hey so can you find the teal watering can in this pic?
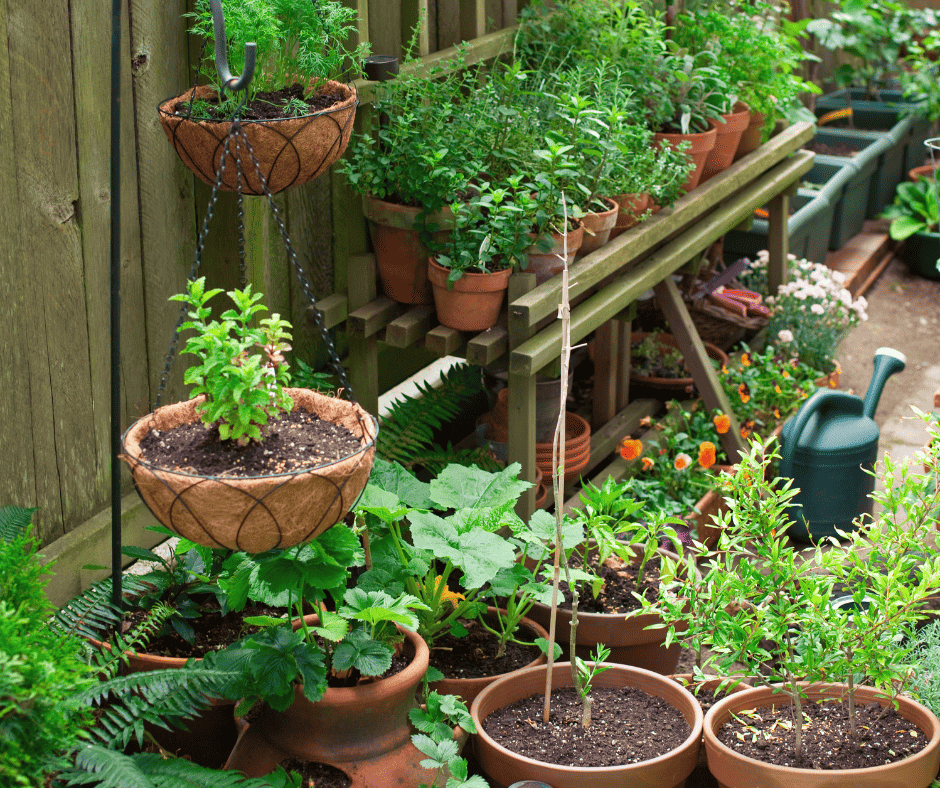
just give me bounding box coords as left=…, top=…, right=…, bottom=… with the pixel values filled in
left=780, top=348, right=906, bottom=542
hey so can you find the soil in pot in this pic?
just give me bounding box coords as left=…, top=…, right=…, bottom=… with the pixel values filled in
left=482, top=685, right=689, bottom=767
left=429, top=617, right=543, bottom=681
left=804, top=140, right=861, bottom=158
left=171, top=82, right=350, bottom=122
left=138, top=408, right=361, bottom=477
left=559, top=551, right=665, bottom=616
left=715, top=696, right=929, bottom=769
left=281, top=759, right=352, bottom=788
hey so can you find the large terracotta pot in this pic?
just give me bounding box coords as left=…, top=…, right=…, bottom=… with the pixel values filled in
left=526, top=549, right=691, bottom=675
left=733, top=110, right=767, bottom=162
left=225, top=624, right=434, bottom=788
left=703, top=683, right=940, bottom=788
left=701, top=102, right=751, bottom=183
left=653, top=122, right=719, bottom=194
left=576, top=198, right=619, bottom=257
left=157, top=80, right=358, bottom=195
left=524, top=222, right=585, bottom=285
left=428, top=258, right=512, bottom=332
left=120, top=388, right=378, bottom=553
left=608, top=192, right=651, bottom=240
left=630, top=332, right=731, bottom=401
left=364, top=196, right=454, bottom=304
left=430, top=607, right=550, bottom=708
left=470, top=662, right=703, bottom=788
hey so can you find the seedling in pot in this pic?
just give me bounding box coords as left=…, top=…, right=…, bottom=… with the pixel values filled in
left=573, top=645, right=612, bottom=728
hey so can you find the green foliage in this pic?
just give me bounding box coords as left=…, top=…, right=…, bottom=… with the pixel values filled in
left=908, top=618, right=940, bottom=721
left=186, top=0, right=369, bottom=108
left=0, top=504, right=36, bottom=543
left=289, top=358, right=336, bottom=392
left=170, top=277, right=294, bottom=445
left=411, top=691, right=486, bottom=788
left=881, top=177, right=940, bottom=240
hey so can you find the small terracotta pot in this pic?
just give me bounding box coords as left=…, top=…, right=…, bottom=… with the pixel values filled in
left=733, top=110, right=767, bottom=162
left=909, top=164, right=937, bottom=183
left=470, top=662, right=703, bottom=788
left=576, top=198, right=619, bottom=257
left=813, top=359, right=841, bottom=390
left=428, top=258, right=511, bottom=332
left=365, top=196, right=454, bottom=304
left=429, top=607, right=550, bottom=708
left=686, top=466, right=734, bottom=550
left=701, top=102, right=751, bottom=183
left=157, top=81, right=358, bottom=195
left=608, top=193, right=651, bottom=240
left=653, top=122, right=719, bottom=194
left=533, top=411, right=591, bottom=459
left=630, top=333, right=731, bottom=400
left=524, top=222, right=585, bottom=285
left=703, top=683, right=940, bottom=788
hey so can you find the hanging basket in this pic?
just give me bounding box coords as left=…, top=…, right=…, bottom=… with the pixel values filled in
left=157, top=80, right=358, bottom=195
left=120, top=388, right=378, bottom=553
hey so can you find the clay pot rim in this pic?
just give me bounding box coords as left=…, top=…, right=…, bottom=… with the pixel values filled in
left=630, top=332, right=730, bottom=386
left=122, top=388, right=379, bottom=481
left=533, top=411, right=591, bottom=450
left=428, top=257, right=513, bottom=291
left=703, top=682, right=940, bottom=777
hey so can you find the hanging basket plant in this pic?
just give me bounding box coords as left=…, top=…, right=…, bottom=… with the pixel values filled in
left=158, top=0, right=368, bottom=195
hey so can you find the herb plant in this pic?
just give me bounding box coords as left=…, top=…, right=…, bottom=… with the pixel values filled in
left=411, top=689, right=488, bottom=788
left=170, top=277, right=294, bottom=446
left=881, top=176, right=939, bottom=240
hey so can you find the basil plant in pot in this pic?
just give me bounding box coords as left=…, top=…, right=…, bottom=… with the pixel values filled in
left=158, top=0, right=368, bottom=194
left=120, top=278, right=377, bottom=554
left=646, top=428, right=940, bottom=787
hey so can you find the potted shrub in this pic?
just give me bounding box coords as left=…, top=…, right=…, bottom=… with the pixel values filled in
left=648, top=429, right=940, bottom=786
left=881, top=176, right=940, bottom=281
left=158, top=0, right=367, bottom=195
left=120, top=278, right=378, bottom=554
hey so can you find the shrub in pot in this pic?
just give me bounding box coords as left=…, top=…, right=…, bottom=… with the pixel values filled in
left=158, top=0, right=367, bottom=194
left=881, top=176, right=940, bottom=280
left=646, top=428, right=940, bottom=786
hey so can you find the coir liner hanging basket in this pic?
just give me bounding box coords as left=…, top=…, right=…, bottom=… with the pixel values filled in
left=121, top=388, right=378, bottom=553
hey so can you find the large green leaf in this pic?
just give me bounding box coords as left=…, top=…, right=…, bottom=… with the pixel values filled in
left=331, top=628, right=393, bottom=676
left=429, top=463, right=530, bottom=512
left=889, top=215, right=930, bottom=241
left=367, top=459, right=433, bottom=508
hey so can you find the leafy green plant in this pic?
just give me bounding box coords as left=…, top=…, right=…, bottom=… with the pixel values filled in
left=881, top=177, right=939, bottom=240
left=573, top=645, right=612, bottom=727
left=410, top=690, right=487, bottom=788
left=185, top=0, right=369, bottom=109
left=170, top=277, right=293, bottom=445
left=648, top=421, right=940, bottom=762
left=631, top=330, right=686, bottom=378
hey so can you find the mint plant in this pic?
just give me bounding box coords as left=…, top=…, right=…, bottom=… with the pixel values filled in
left=170, top=277, right=294, bottom=446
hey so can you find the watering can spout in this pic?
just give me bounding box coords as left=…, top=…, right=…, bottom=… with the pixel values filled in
left=862, top=348, right=906, bottom=419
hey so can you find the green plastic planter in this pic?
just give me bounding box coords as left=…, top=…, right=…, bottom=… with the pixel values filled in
left=724, top=190, right=834, bottom=264
left=898, top=230, right=940, bottom=280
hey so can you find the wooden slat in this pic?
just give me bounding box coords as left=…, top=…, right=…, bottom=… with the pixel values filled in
left=437, top=0, right=461, bottom=49
left=509, top=371, right=537, bottom=518
left=348, top=296, right=402, bottom=337
left=592, top=322, right=618, bottom=431
left=386, top=305, right=436, bottom=347
left=426, top=325, right=465, bottom=356
left=462, top=0, right=487, bottom=41
left=401, top=0, right=430, bottom=56
left=369, top=0, right=402, bottom=64
left=767, top=191, right=791, bottom=295
left=467, top=326, right=509, bottom=366
left=346, top=252, right=378, bottom=416
left=509, top=151, right=816, bottom=377
left=312, top=294, right=348, bottom=330
left=9, top=0, right=96, bottom=542
left=485, top=0, right=504, bottom=29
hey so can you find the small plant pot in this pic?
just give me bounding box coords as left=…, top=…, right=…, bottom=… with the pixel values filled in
left=428, top=258, right=512, bottom=332
left=701, top=102, right=751, bottom=182
left=734, top=110, right=767, bottom=162
left=576, top=198, right=619, bottom=257
left=630, top=333, right=731, bottom=401
left=120, top=388, right=378, bottom=553
left=470, top=662, right=703, bottom=788
left=814, top=359, right=841, bottom=389
left=524, top=222, right=584, bottom=285
left=898, top=231, right=940, bottom=281
left=909, top=164, right=936, bottom=183
left=157, top=81, right=358, bottom=195
left=608, top=193, right=651, bottom=240
left=653, top=122, right=719, bottom=194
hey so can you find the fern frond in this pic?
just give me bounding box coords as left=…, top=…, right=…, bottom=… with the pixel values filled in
left=410, top=445, right=504, bottom=476
left=52, top=575, right=152, bottom=641
left=0, top=505, right=37, bottom=543
left=63, top=744, right=154, bottom=787
left=377, top=362, right=483, bottom=466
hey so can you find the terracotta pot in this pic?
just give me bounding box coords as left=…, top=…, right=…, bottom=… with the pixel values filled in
left=364, top=196, right=454, bottom=304
left=430, top=607, right=550, bottom=708
left=703, top=683, right=940, bottom=788
left=225, top=623, right=434, bottom=788
left=157, top=81, right=358, bottom=195
left=909, top=164, right=937, bottom=183
left=653, top=122, right=719, bottom=194
left=524, top=222, right=585, bottom=285
left=470, top=662, right=703, bottom=788
left=484, top=374, right=575, bottom=444
left=120, top=388, right=378, bottom=553
left=813, top=359, right=841, bottom=390
left=686, top=465, right=734, bottom=550
left=533, top=411, right=591, bottom=459
left=733, top=110, right=767, bottom=162
left=428, top=258, right=511, bottom=332
left=701, top=102, right=751, bottom=183
left=576, top=198, right=619, bottom=257
left=608, top=192, right=651, bottom=240
left=526, top=549, right=692, bottom=675
left=630, top=333, right=731, bottom=400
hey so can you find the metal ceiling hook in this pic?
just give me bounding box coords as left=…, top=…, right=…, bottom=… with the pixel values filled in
left=209, top=0, right=256, bottom=92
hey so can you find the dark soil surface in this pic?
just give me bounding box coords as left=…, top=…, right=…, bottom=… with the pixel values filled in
left=716, top=697, right=929, bottom=770
left=138, top=408, right=361, bottom=477
left=173, top=82, right=350, bottom=121
left=558, top=553, right=664, bottom=614
left=804, top=140, right=862, bottom=158
left=482, top=686, right=690, bottom=767
left=429, top=617, right=541, bottom=680
left=281, top=759, right=351, bottom=787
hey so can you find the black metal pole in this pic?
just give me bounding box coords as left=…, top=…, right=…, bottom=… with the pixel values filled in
left=110, top=0, right=122, bottom=609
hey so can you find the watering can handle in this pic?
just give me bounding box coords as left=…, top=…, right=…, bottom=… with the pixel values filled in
left=779, top=389, right=863, bottom=479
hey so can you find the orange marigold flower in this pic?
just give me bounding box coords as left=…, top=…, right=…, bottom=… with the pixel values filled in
left=738, top=383, right=751, bottom=404
left=774, top=408, right=781, bottom=419
left=641, top=456, right=655, bottom=471
left=619, top=438, right=643, bottom=461
left=782, top=370, right=790, bottom=379
left=674, top=453, right=692, bottom=470
left=741, top=425, right=752, bottom=439
left=698, top=441, right=716, bottom=469
left=721, top=365, right=729, bottom=375
left=775, top=385, right=782, bottom=394
left=713, top=414, right=731, bottom=434
left=741, top=353, right=751, bottom=367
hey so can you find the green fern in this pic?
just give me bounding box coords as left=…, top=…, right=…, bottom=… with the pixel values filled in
left=409, top=444, right=503, bottom=476
left=0, top=505, right=36, bottom=543
left=377, top=363, right=484, bottom=467
left=52, top=575, right=153, bottom=641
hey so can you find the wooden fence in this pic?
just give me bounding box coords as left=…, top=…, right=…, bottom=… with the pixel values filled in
left=0, top=0, right=528, bottom=548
